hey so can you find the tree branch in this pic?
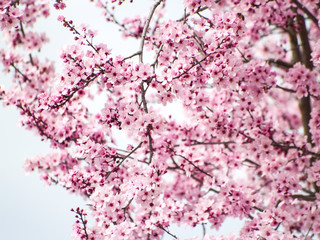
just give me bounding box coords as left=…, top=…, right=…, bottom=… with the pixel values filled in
left=176, top=154, right=213, bottom=178
left=297, top=14, right=313, bottom=144
left=267, top=59, right=293, bottom=70
left=290, top=194, right=316, bottom=202
left=292, top=0, right=319, bottom=29
left=157, top=224, right=177, bottom=239
left=106, top=142, right=142, bottom=179
left=139, top=0, right=162, bottom=64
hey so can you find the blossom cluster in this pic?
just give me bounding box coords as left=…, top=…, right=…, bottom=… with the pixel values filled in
left=1, top=0, right=320, bottom=239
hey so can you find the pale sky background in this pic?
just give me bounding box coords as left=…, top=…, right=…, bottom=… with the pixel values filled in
left=0, top=1, right=242, bottom=239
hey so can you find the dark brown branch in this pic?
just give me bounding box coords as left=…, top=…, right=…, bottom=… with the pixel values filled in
left=270, top=137, right=320, bottom=157
left=72, top=208, right=89, bottom=240
left=106, top=142, right=142, bottom=179
left=122, top=197, right=134, bottom=222
left=140, top=82, right=149, bottom=113
left=145, top=124, right=154, bottom=164
left=137, top=1, right=161, bottom=164
left=289, top=194, right=316, bottom=201
left=253, top=206, right=264, bottom=212
left=242, top=159, right=261, bottom=168
left=157, top=224, right=177, bottom=239
left=176, top=154, right=213, bottom=178
left=11, top=63, right=30, bottom=82
left=297, top=15, right=313, bottom=70
left=292, top=0, right=319, bottom=29
left=151, top=44, right=163, bottom=68
left=122, top=51, right=141, bottom=61
left=140, top=81, right=154, bottom=164
left=275, top=85, right=296, bottom=93
left=172, top=36, right=228, bottom=80
left=62, top=19, right=98, bottom=53
left=237, top=47, right=250, bottom=63
left=103, top=3, right=128, bottom=31
left=298, top=96, right=312, bottom=144
left=188, top=140, right=235, bottom=147
left=173, top=52, right=213, bottom=79
left=304, top=224, right=313, bottom=239
left=50, top=73, right=99, bottom=109
left=17, top=104, right=49, bottom=138
left=287, top=19, right=301, bottom=64
left=251, top=180, right=272, bottom=195
left=267, top=59, right=293, bottom=70
left=297, top=14, right=313, bottom=144
left=19, top=20, right=25, bottom=37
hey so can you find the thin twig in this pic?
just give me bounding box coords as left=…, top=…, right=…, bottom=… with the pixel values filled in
left=157, top=225, right=177, bottom=239
left=177, top=6, right=208, bottom=22
left=106, top=142, right=142, bottom=179
left=122, top=51, right=141, bottom=61
left=202, top=224, right=206, bottom=239
left=188, top=140, right=235, bottom=147
left=147, top=125, right=153, bottom=164
left=139, top=0, right=162, bottom=64
left=11, top=63, right=30, bottom=82
left=304, top=224, right=313, bottom=240
left=176, top=154, right=213, bottom=178
left=275, top=85, right=296, bottom=93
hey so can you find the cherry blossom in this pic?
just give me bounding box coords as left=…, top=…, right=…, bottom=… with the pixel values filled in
left=1, top=0, right=320, bottom=239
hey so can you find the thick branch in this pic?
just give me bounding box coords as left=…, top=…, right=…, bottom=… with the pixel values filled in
left=267, top=59, right=293, bottom=70
left=292, top=0, right=319, bottom=29
left=290, top=194, right=316, bottom=202
left=297, top=15, right=313, bottom=70
left=288, top=20, right=301, bottom=64
left=297, top=14, right=313, bottom=144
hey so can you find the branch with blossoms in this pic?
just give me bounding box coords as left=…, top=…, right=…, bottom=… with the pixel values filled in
left=122, top=197, right=134, bottom=222
left=59, top=17, right=98, bottom=53
left=49, top=73, right=100, bottom=109
left=138, top=0, right=162, bottom=64
left=270, top=137, right=320, bottom=158
left=188, top=139, right=236, bottom=147
left=105, top=142, right=142, bottom=179
left=171, top=36, right=231, bottom=81
left=3, top=0, right=320, bottom=239
left=177, top=6, right=208, bottom=22
left=71, top=208, right=89, bottom=240
left=292, top=0, right=319, bottom=29
left=10, top=63, right=30, bottom=83
left=17, top=104, right=50, bottom=139
left=175, top=154, right=213, bottom=178
left=157, top=224, right=177, bottom=239
left=136, top=1, right=163, bottom=164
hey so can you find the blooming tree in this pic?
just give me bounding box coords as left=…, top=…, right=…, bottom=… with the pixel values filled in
left=1, top=0, right=320, bottom=239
